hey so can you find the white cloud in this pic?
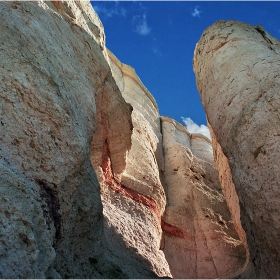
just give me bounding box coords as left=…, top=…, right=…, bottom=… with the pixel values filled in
left=93, top=3, right=126, bottom=19
left=192, top=6, right=202, bottom=18
left=133, top=14, right=151, bottom=35
left=181, top=117, right=211, bottom=139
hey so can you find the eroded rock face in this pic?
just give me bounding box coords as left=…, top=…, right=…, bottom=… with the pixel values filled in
left=208, top=122, right=253, bottom=277
left=0, top=1, right=132, bottom=278
left=194, top=20, right=280, bottom=278
left=90, top=50, right=171, bottom=278
left=161, top=117, right=246, bottom=278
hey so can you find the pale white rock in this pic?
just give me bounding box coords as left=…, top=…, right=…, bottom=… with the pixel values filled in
left=161, top=117, right=246, bottom=279
left=108, top=49, right=161, bottom=140
left=191, top=134, right=213, bottom=162
left=194, top=20, right=280, bottom=278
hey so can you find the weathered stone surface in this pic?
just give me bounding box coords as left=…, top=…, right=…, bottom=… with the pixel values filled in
left=208, top=123, right=254, bottom=278
left=194, top=20, right=280, bottom=278
left=91, top=50, right=171, bottom=278
left=161, top=117, right=246, bottom=278
left=0, top=1, right=132, bottom=278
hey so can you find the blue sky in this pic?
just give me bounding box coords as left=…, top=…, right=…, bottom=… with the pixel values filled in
left=91, top=1, right=280, bottom=138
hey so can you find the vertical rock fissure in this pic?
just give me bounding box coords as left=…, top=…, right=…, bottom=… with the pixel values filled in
left=35, top=179, right=61, bottom=246
left=191, top=187, right=199, bottom=279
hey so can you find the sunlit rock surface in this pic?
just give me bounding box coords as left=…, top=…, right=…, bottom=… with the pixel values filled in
left=161, top=117, right=246, bottom=278
left=194, top=20, right=280, bottom=278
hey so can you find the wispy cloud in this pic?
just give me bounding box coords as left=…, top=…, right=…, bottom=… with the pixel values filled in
left=192, top=6, right=202, bottom=18
left=152, top=46, right=162, bottom=56
left=93, top=2, right=126, bottom=19
left=133, top=14, right=151, bottom=35
left=152, top=38, right=162, bottom=56
left=181, top=117, right=211, bottom=139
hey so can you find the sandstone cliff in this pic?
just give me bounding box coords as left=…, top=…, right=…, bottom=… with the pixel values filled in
left=161, top=117, right=246, bottom=278
left=91, top=49, right=171, bottom=278
left=1, top=2, right=247, bottom=278
left=194, top=20, right=280, bottom=278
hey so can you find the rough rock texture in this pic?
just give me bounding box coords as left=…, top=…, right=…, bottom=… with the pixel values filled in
left=194, top=20, right=280, bottom=278
left=91, top=50, right=171, bottom=278
left=161, top=117, right=246, bottom=278
left=208, top=122, right=253, bottom=278
left=0, top=2, right=250, bottom=278
left=0, top=1, right=132, bottom=278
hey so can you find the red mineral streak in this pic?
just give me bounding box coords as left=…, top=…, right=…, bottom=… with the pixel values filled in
left=101, top=134, right=226, bottom=242
left=161, top=220, right=225, bottom=241
left=101, top=138, right=161, bottom=220
left=213, top=41, right=228, bottom=51
left=51, top=1, right=64, bottom=10
left=161, top=220, right=198, bottom=241
left=213, top=38, right=243, bottom=52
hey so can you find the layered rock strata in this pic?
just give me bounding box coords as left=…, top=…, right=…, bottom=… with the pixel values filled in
left=91, top=50, right=171, bottom=278
left=161, top=117, right=246, bottom=278
left=194, top=20, right=280, bottom=278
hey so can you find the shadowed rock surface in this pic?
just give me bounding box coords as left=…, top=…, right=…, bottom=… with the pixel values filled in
left=91, top=50, right=172, bottom=278
left=194, top=20, right=280, bottom=278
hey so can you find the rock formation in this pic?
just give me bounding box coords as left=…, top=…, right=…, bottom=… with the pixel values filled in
left=91, top=50, right=171, bottom=278
left=194, top=20, right=280, bottom=278
left=161, top=117, right=246, bottom=278
left=102, top=50, right=246, bottom=278
left=1, top=2, right=248, bottom=278
left=0, top=1, right=131, bottom=278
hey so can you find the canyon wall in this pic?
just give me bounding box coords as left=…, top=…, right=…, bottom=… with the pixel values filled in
left=91, top=50, right=171, bottom=278
left=1, top=2, right=249, bottom=278
left=104, top=50, right=246, bottom=278
left=194, top=20, right=280, bottom=278
left=161, top=117, right=246, bottom=278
